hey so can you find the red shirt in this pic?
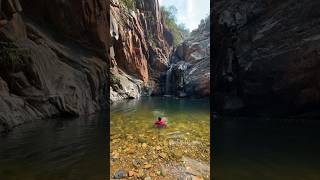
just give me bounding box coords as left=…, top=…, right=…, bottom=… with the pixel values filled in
left=154, top=119, right=166, bottom=127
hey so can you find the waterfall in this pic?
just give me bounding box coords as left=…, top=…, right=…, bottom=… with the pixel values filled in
left=165, top=65, right=173, bottom=95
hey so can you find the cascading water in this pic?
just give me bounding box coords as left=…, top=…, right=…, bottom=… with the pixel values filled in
left=165, top=65, right=173, bottom=95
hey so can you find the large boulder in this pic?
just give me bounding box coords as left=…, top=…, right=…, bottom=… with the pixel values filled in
left=110, top=70, right=142, bottom=103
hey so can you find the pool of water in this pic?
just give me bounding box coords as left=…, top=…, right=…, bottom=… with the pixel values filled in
left=110, top=97, right=210, bottom=179
left=0, top=113, right=107, bottom=180
left=215, top=117, right=320, bottom=180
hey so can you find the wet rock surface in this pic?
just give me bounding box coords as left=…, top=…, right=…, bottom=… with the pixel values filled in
left=110, top=69, right=143, bottom=103
left=20, top=0, right=110, bottom=50
left=0, top=0, right=108, bottom=132
left=114, top=169, right=127, bottom=179
left=167, top=17, right=210, bottom=97
left=110, top=0, right=173, bottom=101
left=213, top=0, right=320, bottom=116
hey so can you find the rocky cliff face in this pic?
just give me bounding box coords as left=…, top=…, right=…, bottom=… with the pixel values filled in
left=167, top=17, right=210, bottom=97
left=213, top=0, right=320, bottom=116
left=0, top=0, right=109, bottom=132
left=109, top=0, right=172, bottom=101
left=20, top=0, right=110, bottom=52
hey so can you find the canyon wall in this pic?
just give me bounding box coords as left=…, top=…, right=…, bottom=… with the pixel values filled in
left=168, top=17, right=210, bottom=97
left=213, top=0, right=320, bottom=117
left=110, top=0, right=172, bottom=101
left=0, top=0, right=109, bottom=132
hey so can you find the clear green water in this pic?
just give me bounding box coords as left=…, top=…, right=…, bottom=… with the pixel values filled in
left=0, top=113, right=106, bottom=180
left=110, top=97, right=210, bottom=179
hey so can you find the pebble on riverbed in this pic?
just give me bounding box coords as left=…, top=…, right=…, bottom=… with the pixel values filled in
left=138, top=137, right=146, bottom=143
left=137, top=169, right=145, bottom=178
left=133, top=159, right=142, bottom=168
left=114, top=169, right=126, bottom=179
left=143, top=162, right=152, bottom=169
left=111, top=129, right=210, bottom=179
left=144, top=176, right=152, bottom=180
left=128, top=170, right=134, bottom=177
left=160, top=166, right=167, bottom=176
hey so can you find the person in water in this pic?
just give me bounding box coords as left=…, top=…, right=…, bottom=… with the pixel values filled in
left=154, top=117, right=166, bottom=128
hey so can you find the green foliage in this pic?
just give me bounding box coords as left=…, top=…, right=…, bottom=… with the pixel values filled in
left=160, top=6, right=190, bottom=46
left=119, top=0, right=135, bottom=10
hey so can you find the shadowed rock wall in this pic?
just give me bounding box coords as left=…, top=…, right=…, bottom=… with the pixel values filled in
left=213, top=0, right=320, bottom=117
left=0, top=0, right=109, bottom=132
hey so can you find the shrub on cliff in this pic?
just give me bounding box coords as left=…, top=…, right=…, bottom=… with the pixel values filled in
left=160, top=6, right=190, bottom=46
left=119, top=0, right=135, bottom=10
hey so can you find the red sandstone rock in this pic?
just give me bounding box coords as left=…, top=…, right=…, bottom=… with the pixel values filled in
left=110, top=0, right=172, bottom=94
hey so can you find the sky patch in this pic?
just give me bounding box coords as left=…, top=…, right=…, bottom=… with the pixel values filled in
left=159, top=0, right=210, bottom=30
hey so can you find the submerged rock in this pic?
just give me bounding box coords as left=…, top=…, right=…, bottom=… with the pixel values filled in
left=159, top=152, right=167, bottom=159
left=128, top=170, right=134, bottom=177
left=144, top=176, right=152, bottom=180
left=137, top=169, right=145, bottom=178
left=143, top=163, right=152, bottom=169
left=177, top=175, right=193, bottom=180
left=138, top=137, right=147, bottom=143
left=114, top=170, right=126, bottom=179
left=133, top=159, right=142, bottom=168
left=160, top=166, right=167, bottom=176
left=182, top=156, right=210, bottom=179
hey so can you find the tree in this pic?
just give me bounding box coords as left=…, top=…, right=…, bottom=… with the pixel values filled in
left=177, top=23, right=190, bottom=39
left=160, top=5, right=188, bottom=46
